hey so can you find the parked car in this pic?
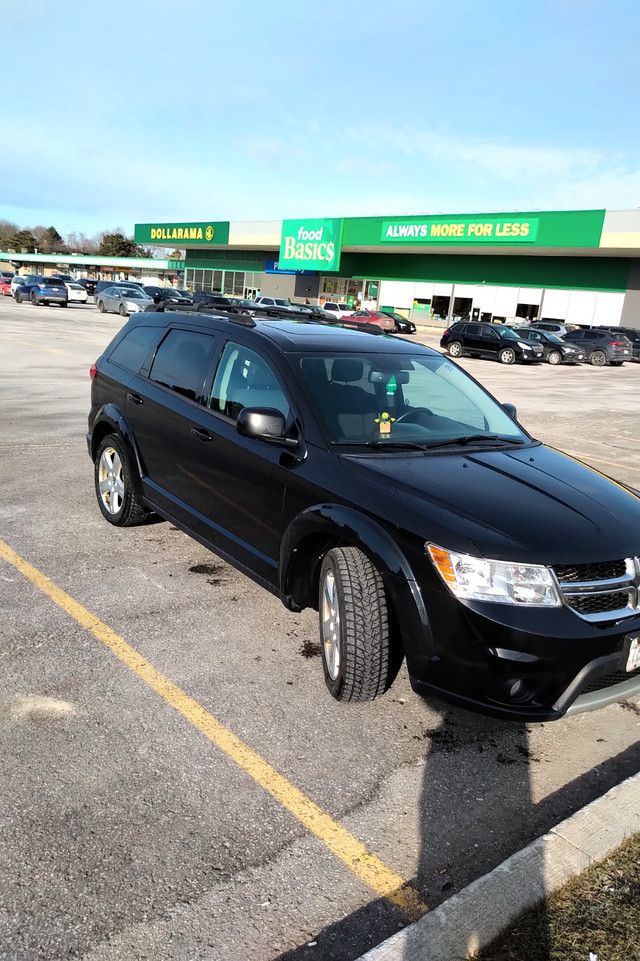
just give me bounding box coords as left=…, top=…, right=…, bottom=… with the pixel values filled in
left=12, top=274, right=38, bottom=298
left=87, top=311, right=640, bottom=721
left=322, top=301, right=353, bottom=319
left=0, top=277, right=12, bottom=296
left=512, top=326, right=585, bottom=365
left=440, top=322, right=544, bottom=364
left=617, top=327, right=640, bottom=361
left=96, top=286, right=154, bottom=316
left=15, top=275, right=68, bottom=307
left=94, top=280, right=145, bottom=301
left=343, top=309, right=396, bottom=331
left=254, top=296, right=297, bottom=312
left=0, top=269, right=14, bottom=284
left=65, top=282, right=88, bottom=304
left=380, top=310, right=417, bottom=334
left=143, top=286, right=194, bottom=306
left=75, top=278, right=98, bottom=296
left=529, top=321, right=574, bottom=337
left=193, top=292, right=242, bottom=310
left=562, top=327, right=633, bottom=366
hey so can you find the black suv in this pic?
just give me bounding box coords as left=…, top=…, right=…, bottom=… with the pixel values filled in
left=87, top=312, right=640, bottom=721
left=440, top=322, right=544, bottom=364
left=618, top=327, right=640, bottom=361
left=143, top=285, right=194, bottom=306
left=562, top=327, right=633, bottom=366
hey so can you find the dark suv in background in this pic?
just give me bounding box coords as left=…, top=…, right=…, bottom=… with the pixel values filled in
left=440, top=321, right=544, bottom=364
left=87, top=310, right=640, bottom=721
left=562, top=327, right=633, bottom=366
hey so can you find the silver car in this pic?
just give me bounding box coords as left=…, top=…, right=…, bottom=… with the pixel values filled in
left=96, top=286, right=154, bottom=317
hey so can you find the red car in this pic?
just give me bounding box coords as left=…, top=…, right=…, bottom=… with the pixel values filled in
left=343, top=309, right=396, bottom=331
left=0, top=277, right=12, bottom=296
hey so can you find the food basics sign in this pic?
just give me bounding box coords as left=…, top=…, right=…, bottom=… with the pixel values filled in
left=279, top=219, right=343, bottom=271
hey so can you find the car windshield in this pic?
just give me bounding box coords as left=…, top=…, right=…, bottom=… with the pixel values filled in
left=275, top=299, right=291, bottom=307
left=123, top=289, right=147, bottom=299
left=498, top=327, right=522, bottom=341
left=295, top=351, right=531, bottom=448
left=545, top=332, right=565, bottom=344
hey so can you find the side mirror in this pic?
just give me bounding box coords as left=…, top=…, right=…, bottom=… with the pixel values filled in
left=236, top=407, right=298, bottom=448
left=502, top=402, right=517, bottom=420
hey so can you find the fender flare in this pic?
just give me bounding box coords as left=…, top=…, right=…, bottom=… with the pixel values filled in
left=90, top=404, right=145, bottom=484
left=280, top=503, right=434, bottom=662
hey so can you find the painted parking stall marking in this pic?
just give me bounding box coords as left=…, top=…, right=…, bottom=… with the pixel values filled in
left=0, top=537, right=428, bottom=922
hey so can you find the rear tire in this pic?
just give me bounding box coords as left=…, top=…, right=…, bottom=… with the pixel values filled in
left=319, top=546, right=399, bottom=701
left=94, top=433, right=149, bottom=527
left=590, top=350, right=606, bottom=367
left=98, top=300, right=105, bottom=313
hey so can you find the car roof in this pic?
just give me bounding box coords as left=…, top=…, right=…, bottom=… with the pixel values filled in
left=128, top=311, right=437, bottom=355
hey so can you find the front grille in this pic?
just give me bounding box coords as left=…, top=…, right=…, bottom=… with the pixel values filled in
left=569, top=591, right=632, bottom=615
left=553, top=556, right=639, bottom=623
left=580, top=667, right=640, bottom=695
left=554, top=560, right=627, bottom=582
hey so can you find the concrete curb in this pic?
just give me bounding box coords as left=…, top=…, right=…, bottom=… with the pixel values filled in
left=357, top=771, right=640, bottom=961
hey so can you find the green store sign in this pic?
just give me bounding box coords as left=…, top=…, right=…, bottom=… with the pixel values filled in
left=279, top=218, right=343, bottom=271
left=134, top=221, right=230, bottom=245
left=381, top=216, right=538, bottom=244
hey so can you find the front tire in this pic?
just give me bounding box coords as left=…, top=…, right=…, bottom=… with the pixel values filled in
left=499, top=347, right=516, bottom=365
left=547, top=350, right=562, bottom=365
left=447, top=341, right=463, bottom=358
left=94, top=434, right=149, bottom=526
left=118, top=304, right=127, bottom=317
left=319, top=546, right=397, bottom=701
left=590, top=350, right=606, bottom=367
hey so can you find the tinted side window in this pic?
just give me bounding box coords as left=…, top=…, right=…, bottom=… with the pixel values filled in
left=108, top=326, right=159, bottom=373
left=149, top=329, right=218, bottom=402
left=208, top=342, right=289, bottom=420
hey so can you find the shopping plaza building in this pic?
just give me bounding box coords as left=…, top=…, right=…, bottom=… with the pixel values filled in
left=4, top=208, right=640, bottom=328
left=134, top=208, right=640, bottom=328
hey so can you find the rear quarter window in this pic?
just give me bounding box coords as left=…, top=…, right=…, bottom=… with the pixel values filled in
left=108, top=326, right=159, bottom=373
left=149, top=328, right=218, bottom=401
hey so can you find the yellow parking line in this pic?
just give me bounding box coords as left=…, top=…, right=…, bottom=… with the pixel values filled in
left=0, top=538, right=427, bottom=922
left=0, top=336, right=64, bottom=356
left=564, top=451, right=640, bottom=473
left=611, top=434, right=640, bottom=445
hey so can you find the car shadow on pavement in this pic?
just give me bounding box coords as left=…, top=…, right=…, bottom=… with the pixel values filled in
left=275, top=699, right=640, bottom=961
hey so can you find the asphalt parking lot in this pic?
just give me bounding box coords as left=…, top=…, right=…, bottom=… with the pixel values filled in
left=1, top=297, right=639, bottom=961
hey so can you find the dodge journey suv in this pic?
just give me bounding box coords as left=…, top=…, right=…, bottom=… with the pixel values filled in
left=87, top=311, right=640, bottom=721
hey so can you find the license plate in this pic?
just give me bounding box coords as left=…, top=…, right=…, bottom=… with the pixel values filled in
left=627, top=637, right=640, bottom=672
left=577, top=354, right=584, bottom=360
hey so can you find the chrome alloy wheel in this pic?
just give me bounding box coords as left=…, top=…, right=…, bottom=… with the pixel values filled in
left=321, top=568, right=341, bottom=681
left=98, top=445, right=125, bottom=514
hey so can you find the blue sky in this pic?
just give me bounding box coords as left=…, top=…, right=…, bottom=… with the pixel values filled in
left=2, top=0, right=640, bottom=241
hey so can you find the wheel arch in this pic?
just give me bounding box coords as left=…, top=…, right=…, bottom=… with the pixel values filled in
left=90, top=405, right=145, bottom=485
left=280, top=504, right=434, bottom=661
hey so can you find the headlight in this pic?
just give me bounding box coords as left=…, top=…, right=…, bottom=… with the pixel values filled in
left=427, top=544, right=562, bottom=607
left=518, top=342, right=532, bottom=350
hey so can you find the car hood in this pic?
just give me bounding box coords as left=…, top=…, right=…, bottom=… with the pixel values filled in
left=339, top=443, right=640, bottom=563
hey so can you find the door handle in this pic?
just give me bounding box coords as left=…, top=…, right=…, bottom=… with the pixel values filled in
left=127, top=392, right=143, bottom=405
left=191, top=427, right=212, bottom=442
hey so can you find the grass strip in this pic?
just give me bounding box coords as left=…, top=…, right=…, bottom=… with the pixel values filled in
left=468, top=831, right=640, bottom=961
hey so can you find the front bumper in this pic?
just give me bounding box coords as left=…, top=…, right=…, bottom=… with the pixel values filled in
left=407, top=587, right=640, bottom=721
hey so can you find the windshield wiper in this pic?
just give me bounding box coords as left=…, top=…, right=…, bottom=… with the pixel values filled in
left=331, top=440, right=431, bottom=450
left=421, top=434, right=527, bottom=450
